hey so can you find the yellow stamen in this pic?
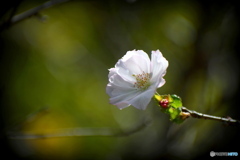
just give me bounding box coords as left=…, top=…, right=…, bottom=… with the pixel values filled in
left=132, top=72, right=150, bottom=89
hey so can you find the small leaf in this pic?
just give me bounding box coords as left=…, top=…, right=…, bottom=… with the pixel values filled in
left=168, top=107, right=181, bottom=121
left=154, top=94, right=162, bottom=102
left=169, top=94, right=182, bottom=109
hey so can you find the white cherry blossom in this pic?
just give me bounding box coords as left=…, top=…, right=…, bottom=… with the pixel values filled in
left=106, top=50, right=168, bottom=110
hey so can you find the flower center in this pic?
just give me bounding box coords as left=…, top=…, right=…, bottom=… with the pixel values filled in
left=132, top=72, right=151, bottom=89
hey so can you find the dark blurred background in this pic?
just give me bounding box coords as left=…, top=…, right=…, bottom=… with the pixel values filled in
left=1, top=0, right=240, bottom=159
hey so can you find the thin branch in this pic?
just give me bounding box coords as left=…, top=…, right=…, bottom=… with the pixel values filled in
left=181, top=107, right=240, bottom=126
left=7, top=120, right=151, bottom=140
left=5, top=1, right=23, bottom=24
left=0, top=0, right=71, bottom=30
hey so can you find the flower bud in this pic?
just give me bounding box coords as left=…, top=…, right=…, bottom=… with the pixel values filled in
left=159, top=99, right=169, bottom=108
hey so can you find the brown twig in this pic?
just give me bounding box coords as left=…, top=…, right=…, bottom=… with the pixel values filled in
left=181, top=107, right=240, bottom=126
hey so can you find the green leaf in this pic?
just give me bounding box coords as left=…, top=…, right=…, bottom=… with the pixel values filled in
left=168, top=107, right=181, bottom=121
left=169, top=94, right=182, bottom=109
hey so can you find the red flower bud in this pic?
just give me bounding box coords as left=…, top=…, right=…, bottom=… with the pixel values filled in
left=159, top=99, right=169, bottom=108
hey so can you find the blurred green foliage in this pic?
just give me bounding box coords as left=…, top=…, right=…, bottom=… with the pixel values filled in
left=1, top=0, right=240, bottom=159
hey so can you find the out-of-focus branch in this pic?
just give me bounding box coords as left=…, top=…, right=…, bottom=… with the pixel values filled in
left=0, top=0, right=71, bottom=31
left=7, top=120, right=151, bottom=139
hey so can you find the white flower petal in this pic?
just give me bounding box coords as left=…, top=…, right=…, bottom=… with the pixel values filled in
left=115, top=60, right=136, bottom=82
left=108, top=74, right=133, bottom=89
left=135, top=50, right=151, bottom=60
left=115, top=103, right=130, bottom=110
left=107, top=82, right=134, bottom=98
left=115, top=50, right=150, bottom=81
left=157, top=78, right=166, bottom=88
left=120, top=55, right=150, bottom=74
left=121, top=50, right=137, bottom=62
left=129, top=88, right=156, bottom=110
left=109, top=89, right=140, bottom=106
left=108, top=68, right=116, bottom=78
left=122, top=50, right=149, bottom=62
left=150, top=50, right=168, bottom=84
